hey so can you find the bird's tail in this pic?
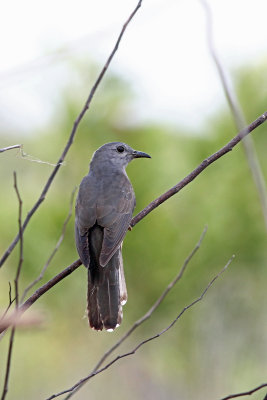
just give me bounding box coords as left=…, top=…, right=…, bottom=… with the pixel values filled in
left=87, top=225, right=127, bottom=331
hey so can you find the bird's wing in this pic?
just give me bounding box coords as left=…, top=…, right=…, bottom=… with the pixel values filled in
left=75, top=175, right=98, bottom=267
left=98, top=179, right=135, bottom=267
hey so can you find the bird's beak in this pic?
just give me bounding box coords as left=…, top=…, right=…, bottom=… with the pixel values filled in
left=132, top=150, right=151, bottom=159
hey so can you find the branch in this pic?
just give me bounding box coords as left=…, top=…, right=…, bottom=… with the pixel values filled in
left=200, top=0, right=267, bottom=232
left=220, top=383, right=267, bottom=400
left=21, top=259, right=82, bottom=313
left=20, top=187, right=76, bottom=303
left=64, top=226, right=207, bottom=399
left=13, top=172, right=24, bottom=305
left=0, top=283, right=14, bottom=343
left=0, top=328, right=15, bottom=400
left=131, top=111, right=267, bottom=227
left=0, top=144, right=22, bottom=153
left=0, top=0, right=143, bottom=268
left=1, top=173, right=24, bottom=400
left=46, top=255, right=234, bottom=400
left=0, top=283, right=15, bottom=321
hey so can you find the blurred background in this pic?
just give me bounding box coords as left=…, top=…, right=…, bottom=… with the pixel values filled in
left=0, top=1, right=267, bottom=399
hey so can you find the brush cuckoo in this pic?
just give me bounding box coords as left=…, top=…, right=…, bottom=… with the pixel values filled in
left=75, top=142, right=151, bottom=331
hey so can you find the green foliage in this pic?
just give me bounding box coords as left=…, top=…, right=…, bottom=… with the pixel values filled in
left=0, top=61, right=267, bottom=400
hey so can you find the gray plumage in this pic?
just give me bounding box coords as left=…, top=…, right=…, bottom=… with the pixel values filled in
left=75, top=142, right=150, bottom=331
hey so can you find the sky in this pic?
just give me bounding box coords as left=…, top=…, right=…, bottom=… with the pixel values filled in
left=1, top=0, right=267, bottom=135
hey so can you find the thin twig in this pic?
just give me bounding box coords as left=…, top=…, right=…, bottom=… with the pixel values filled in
left=46, top=255, right=234, bottom=400
left=19, top=147, right=66, bottom=167
left=0, top=284, right=15, bottom=343
left=0, top=328, right=16, bottom=400
left=1, top=173, right=23, bottom=400
left=0, top=0, right=143, bottom=268
left=220, top=383, right=267, bottom=400
left=0, top=143, right=65, bottom=166
left=20, top=188, right=76, bottom=303
left=0, top=283, right=15, bottom=321
left=64, top=226, right=207, bottom=399
left=13, top=172, right=24, bottom=305
left=200, top=0, right=267, bottom=232
left=0, top=144, right=22, bottom=153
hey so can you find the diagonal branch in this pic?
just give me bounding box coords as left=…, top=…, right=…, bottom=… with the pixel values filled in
left=200, top=0, right=267, bottom=232
left=46, top=255, right=234, bottom=400
left=64, top=226, right=207, bottom=399
left=220, top=383, right=267, bottom=400
left=0, top=259, right=82, bottom=336
left=0, top=0, right=143, bottom=268
left=21, top=259, right=82, bottom=313
left=131, top=111, right=267, bottom=227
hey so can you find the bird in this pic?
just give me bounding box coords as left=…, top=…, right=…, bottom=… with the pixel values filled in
left=75, top=142, right=151, bottom=331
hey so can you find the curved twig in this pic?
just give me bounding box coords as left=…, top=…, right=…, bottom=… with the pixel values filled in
left=220, top=383, right=267, bottom=400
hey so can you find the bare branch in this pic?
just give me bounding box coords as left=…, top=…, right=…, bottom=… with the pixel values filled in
left=20, top=187, right=76, bottom=303
left=21, top=260, right=82, bottom=312
left=0, top=144, right=22, bottom=153
left=8, top=282, right=12, bottom=307
left=131, top=112, right=267, bottom=227
left=64, top=226, right=207, bottom=399
left=46, top=255, right=234, bottom=400
left=1, top=172, right=24, bottom=400
left=0, top=283, right=15, bottom=322
left=0, top=328, right=15, bottom=400
left=200, top=0, right=267, bottom=232
left=0, top=0, right=143, bottom=268
left=0, top=285, right=15, bottom=343
left=220, top=383, right=267, bottom=400
left=13, top=172, right=24, bottom=306
left=0, top=143, right=65, bottom=166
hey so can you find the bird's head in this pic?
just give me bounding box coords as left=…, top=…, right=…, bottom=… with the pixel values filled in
left=90, top=142, right=151, bottom=171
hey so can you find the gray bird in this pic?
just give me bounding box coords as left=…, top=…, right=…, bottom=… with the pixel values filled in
left=75, top=142, right=151, bottom=331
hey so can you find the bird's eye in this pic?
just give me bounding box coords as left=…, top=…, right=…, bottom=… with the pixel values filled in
left=116, top=146, right=125, bottom=153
